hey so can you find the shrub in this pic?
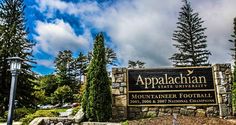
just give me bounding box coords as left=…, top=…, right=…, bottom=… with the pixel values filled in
left=51, top=85, right=73, bottom=104
left=3, top=107, right=36, bottom=121
left=72, top=106, right=81, bottom=116
left=0, top=117, right=6, bottom=122
left=14, top=108, right=36, bottom=121
left=20, top=110, right=59, bottom=125
left=82, top=33, right=112, bottom=122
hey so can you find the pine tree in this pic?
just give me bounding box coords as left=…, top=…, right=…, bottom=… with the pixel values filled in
left=54, top=50, right=78, bottom=92
left=82, top=33, right=112, bottom=121
left=87, top=47, right=117, bottom=66
left=229, top=17, right=236, bottom=111
left=230, top=18, right=236, bottom=67
left=105, top=47, right=117, bottom=66
left=128, top=60, right=145, bottom=69
left=0, top=0, right=36, bottom=115
left=170, top=0, right=211, bottom=66
left=74, top=52, right=88, bottom=84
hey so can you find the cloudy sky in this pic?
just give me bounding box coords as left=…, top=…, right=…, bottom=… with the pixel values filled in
left=23, top=0, right=236, bottom=75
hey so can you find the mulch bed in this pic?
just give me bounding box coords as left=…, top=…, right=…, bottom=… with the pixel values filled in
left=127, top=116, right=236, bottom=125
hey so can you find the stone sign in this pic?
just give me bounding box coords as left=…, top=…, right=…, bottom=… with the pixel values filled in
left=128, top=67, right=217, bottom=106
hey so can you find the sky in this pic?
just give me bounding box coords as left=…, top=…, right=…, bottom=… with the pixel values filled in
left=22, top=0, right=236, bottom=75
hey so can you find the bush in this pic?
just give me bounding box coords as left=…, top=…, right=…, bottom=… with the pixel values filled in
left=0, top=117, right=6, bottom=122
left=72, top=106, right=81, bottom=116
left=14, top=108, right=36, bottom=121
left=3, top=107, right=36, bottom=121
left=51, top=85, right=73, bottom=104
left=20, top=110, right=59, bottom=125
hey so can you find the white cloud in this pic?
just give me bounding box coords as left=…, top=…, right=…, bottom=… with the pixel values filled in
left=193, top=0, right=236, bottom=64
left=34, top=19, right=90, bottom=56
left=85, top=0, right=181, bottom=67
left=34, top=0, right=236, bottom=69
left=36, top=0, right=100, bottom=17
left=36, top=59, right=54, bottom=68
left=86, top=0, right=236, bottom=67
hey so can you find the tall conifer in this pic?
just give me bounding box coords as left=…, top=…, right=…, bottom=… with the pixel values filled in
left=0, top=0, right=36, bottom=115
left=170, top=0, right=211, bottom=66
left=82, top=33, right=112, bottom=121
left=230, top=18, right=236, bottom=110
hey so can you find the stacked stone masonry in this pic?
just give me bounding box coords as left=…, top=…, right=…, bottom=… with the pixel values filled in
left=111, top=65, right=232, bottom=121
left=112, top=68, right=128, bottom=121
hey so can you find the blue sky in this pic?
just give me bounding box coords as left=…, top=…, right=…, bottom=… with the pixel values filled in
left=23, top=0, right=236, bottom=75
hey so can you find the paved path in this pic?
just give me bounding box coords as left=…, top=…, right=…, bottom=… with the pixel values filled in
left=0, top=122, right=22, bottom=125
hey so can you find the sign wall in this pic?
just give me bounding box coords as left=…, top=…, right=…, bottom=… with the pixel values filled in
left=128, top=67, right=217, bottom=106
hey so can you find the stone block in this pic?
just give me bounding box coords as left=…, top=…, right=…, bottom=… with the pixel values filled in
left=123, top=73, right=127, bottom=82
left=196, top=109, right=206, bottom=117
left=112, top=83, right=120, bottom=88
left=128, top=113, right=136, bottom=119
left=158, top=112, right=165, bottom=117
left=142, top=107, right=148, bottom=112
left=120, top=82, right=126, bottom=87
left=188, top=110, right=195, bottom=116
left=112, top=89, right=120, bottom=95
left=114, top=95, right=126, bottom=106
left=149, top=107, right=158, bottom=111
left=159, top=108, right=165, bottom=112
left=122, top=68, right=127, bottom=72
left=173, top=109, right=180, bottom=113
left=165, top=108, right=172, bottom=114
left=118, top=110, right=125, bottom=114
left=116, top=78, right=123, bottom=83
left=119, top=87, right=124, bottom=93
left=187, top=106, right=196, bottom=110
left=180, top=108, right=195, bottom=116
left=147, top=111, right=157, bottom=117
left=129, top=107, right=141, bottom=112
left=124, top=87, right=127, bottom=94
left=206, top=106, right=214, bottom=114
left=117, top=107, right=125, bottom=111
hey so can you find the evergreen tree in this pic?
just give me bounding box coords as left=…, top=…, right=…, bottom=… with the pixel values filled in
left=170, top=0, right=211, bottom=66
left=105, top=47, right=117, bottom=66
left=230, top=18, right=236, bottom=67
left=87, top=47, right=117, bottom=66
left=82, top=33, right=112, bottom=121
left=54, top=50, right=78, bottom=92
left=128, top=60, right=145, bottom=69
left=229, top=17, right=236, bottom=111
left=0, top=0, right=36, bottom=116
left=74, top=52, right=88, bottom=84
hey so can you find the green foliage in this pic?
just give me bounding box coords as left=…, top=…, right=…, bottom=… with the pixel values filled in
left=74, top=52, right=88, bottom=84
left=230, top=18, right=236, bottom=112
left=122, top=120, right=129, bottom=125
left=11, top=108, right=36, bottom=121
left=3, top=108, right=35, bottom=122
left=229, top=18, right=236, bottom=61
left=37, top=75, right=60, bottom=96
left=0, top=117, right=6, bottom=122
left=170, top=0, right=211, bottom=66
left=82, top=32, right=112, bottom=122
left=88, top=47, right=118, bottom=66
left=105, top=47, right=118, bottom=66
left=72, top=106, right=81, bottom=116
left=33, top=90, right=50, bottom=105
left=51, top=85, right=73, bottom=104
left=128, top=60, right=145, bottom=69
left=0, top=0, right=36, bottom=116
left=20, top=110, right=59, bottom=125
